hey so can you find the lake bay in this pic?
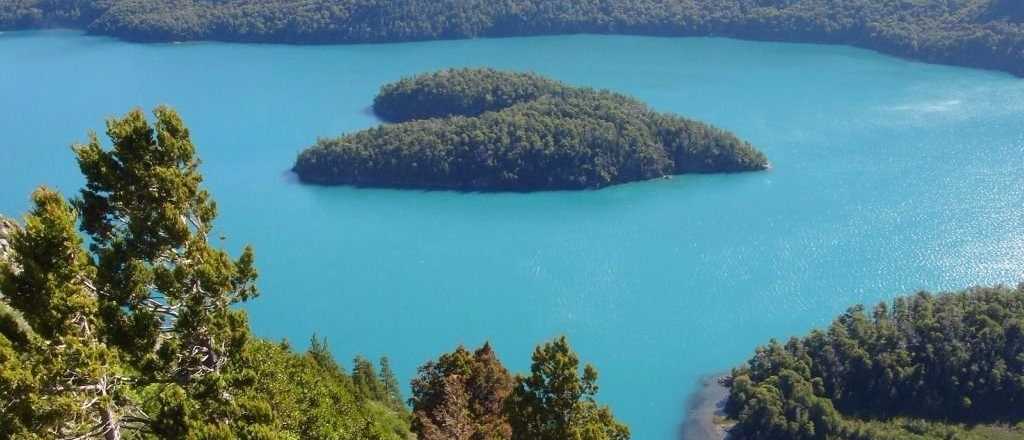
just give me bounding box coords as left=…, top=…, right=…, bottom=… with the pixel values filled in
left=2, top=30, right=1023, bottom=439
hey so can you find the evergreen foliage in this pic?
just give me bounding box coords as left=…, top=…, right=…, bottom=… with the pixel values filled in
left=410, top=338, right=629, bottom=440
left=3, top=1, right=1024, bottom=77
left=373, top=69, right=565, bottom=123
left=507, top=336, right=630, bottom=440
left=725, top=285, right=1024, bottom=440
left=0, top=107, right=411, bottom=439
left=294, top=68, right=767, bottom=191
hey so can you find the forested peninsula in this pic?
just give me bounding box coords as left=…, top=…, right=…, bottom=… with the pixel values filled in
left=723, top=285, right=1024, bottom=440
left=2, top=1, right=1024, bottom=77
left=293, top=69, right=767, bottom=190
left=0, top=107, right=630, bottom=440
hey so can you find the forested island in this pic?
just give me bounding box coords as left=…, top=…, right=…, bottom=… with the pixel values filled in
left=2, top=0, right=1023, bottom=77
left=0, top=107, right=629, bottom=440
left=293, top=69, right=767, bottom=190
left=723, top=285, right=1024, bottom=440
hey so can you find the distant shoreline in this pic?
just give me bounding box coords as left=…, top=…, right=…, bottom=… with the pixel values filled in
left=4, top=0, right=1024, bottom=78
left=680, top=374, right=732, bottom=440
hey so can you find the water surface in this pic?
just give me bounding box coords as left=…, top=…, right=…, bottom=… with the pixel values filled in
left=3, top=30, right=1023, bottom=439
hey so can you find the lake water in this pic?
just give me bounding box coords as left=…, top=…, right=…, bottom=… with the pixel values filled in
left=3, top=30, right=1023, bottom=439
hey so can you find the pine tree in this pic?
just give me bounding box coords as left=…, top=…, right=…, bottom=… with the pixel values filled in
left=353, top=355, right=383, bottom=401
left=70, top=106, right=260, bottom=434
left=0, top=189, right=129, bottom=439
left=308, top=333, right=337, bottom=370
left=379, top=356, right=405, bottom=411
left=506, top=336, right=629, bottom=440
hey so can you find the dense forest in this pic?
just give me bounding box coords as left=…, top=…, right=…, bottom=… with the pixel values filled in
left=2, top=0, right=1023, bottom=76
left=724, top=285, right=1024, bottom=440
left=294, top=69, right=767, bottom=190
left=0, top=106, right=628, bottom=439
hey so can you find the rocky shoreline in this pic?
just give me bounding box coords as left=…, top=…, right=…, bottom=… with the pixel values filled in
left=680, top=374, right=733, bottom=440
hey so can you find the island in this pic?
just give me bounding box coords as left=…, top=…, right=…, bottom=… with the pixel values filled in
left=293, top=68, right=768, bottom=191
left=2, top=1, right=1023, bottom=77
left=722, top=285, right=1024, bottom=440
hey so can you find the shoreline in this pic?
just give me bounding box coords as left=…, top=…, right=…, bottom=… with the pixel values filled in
left=680, top=374, right=732, bottom=440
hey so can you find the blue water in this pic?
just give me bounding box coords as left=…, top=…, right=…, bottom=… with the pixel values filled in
left=3, top=30, right=1024, bottom=439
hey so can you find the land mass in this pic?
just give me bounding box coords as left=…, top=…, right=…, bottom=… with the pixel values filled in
left=292, top=68, right=768, bottom=191
left=723, top=285, right=1024, bottom=440
left=2, top=1, right=1023, bottom=77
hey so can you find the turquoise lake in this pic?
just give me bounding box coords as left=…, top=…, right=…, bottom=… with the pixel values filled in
left=3, top=30, right=1024, bottom=439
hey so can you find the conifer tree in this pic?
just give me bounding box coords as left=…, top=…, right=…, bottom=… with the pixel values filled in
left=353, top=355, right=383, bottom=401
left=506, top=336, right=629, bottom=440
left=70, top=106, right=259, bottom=434
left=379, top=356, right=405, bottom=412
left=0, top=190, right=130, bottom=439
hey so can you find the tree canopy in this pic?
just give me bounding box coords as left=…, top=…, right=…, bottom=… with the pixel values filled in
left=725, top=285, right=1024, bottom=440
left=294, top=68, right=767, bottom=191
left=410, top=338, right=629, bottom=440
left=3, top=1, right=1024, bottom=77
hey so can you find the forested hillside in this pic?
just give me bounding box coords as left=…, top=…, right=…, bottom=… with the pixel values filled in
left=2, top=0, right=1023, bottom=76
left=294, top=68, right=767, bottom=190
left=725, top=285, right=1024, bottom=440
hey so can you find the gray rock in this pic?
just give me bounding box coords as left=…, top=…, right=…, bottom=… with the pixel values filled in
left=0, top=216, right=18, bottom=279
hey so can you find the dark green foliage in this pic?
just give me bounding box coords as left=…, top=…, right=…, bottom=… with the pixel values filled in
left=0, top=107, right=411, bottom=439
left=726, top=285, right=1024, bottom=440
left=373, top=69, right=566, bottom=122
left=0, top=0, right=105, bottom=29
left=294, top=68, right=766, bottom=191
left=3, top=1, right=1024, bottom=76
left=507, top=336, right=630, bottom=440
left=379, top=356, right=406, bottom=413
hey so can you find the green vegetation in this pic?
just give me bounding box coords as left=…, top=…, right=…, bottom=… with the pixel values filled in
left=0, top=106, right=631, bottom=439
left=294, top=69, right=767, bottom=190
left=0, top=107, right=411, bottom=439
left=373, top=69, right=565, bottom=122
left=411, top=338, right=629, bottom=440
left=3, top=1, right=1024, bottom=77
left=724, top=285, right=1024, bottom=440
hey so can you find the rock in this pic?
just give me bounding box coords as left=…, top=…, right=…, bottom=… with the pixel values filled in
left=680, top=374, right=732, bottom=440
left=0, top=216, right=17, bottom=269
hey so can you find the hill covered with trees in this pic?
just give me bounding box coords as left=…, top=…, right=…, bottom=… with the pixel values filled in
left=2, top=0, right=1024, bottom=77
left=0, top=106, right=630, bottom=439
left=293, top=69, right=767, bottom=191
left=724, top=285, right=1024, bottom=440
